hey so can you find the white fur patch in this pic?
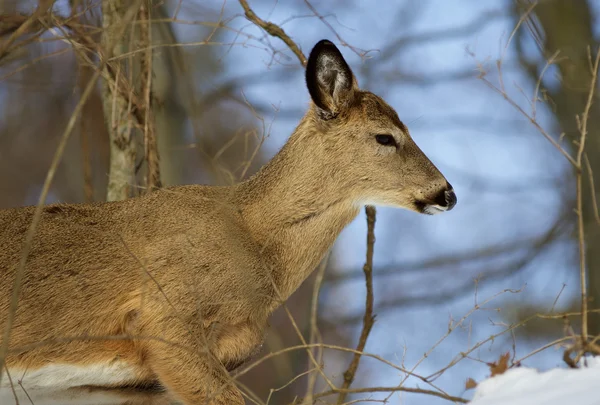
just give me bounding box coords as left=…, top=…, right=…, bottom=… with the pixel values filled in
left=0, top=387, right=170, bottom=405
left=423, top=204, right=447, bottom=215
left=1, top=361, right=137, bottom=390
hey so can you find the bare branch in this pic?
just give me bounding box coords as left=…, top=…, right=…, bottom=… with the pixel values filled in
left=139, top=0, right=161, bottom=192
left=337, top=206, right=377, bottom=404
left=0, top=0, right=55, bottom=61
left=317, top=385, right=467, bottom=404
left=575, top=46, right=600, bottom=345
left=238, top=0, right=306, bottom=66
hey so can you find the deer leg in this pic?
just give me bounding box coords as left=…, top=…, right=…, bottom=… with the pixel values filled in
left=142, top=337, right=244, bottom=405
left=135, top=303, right=244, bottom=405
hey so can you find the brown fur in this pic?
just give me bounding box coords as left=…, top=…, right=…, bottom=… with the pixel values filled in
left=0, top=40, right=454, bottom=404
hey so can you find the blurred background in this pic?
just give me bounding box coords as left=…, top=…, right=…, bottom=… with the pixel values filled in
left=1, top=0, right=599, bottom=404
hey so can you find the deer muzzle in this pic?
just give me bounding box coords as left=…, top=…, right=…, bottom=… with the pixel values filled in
left=422, top=183, right=457, bottom=215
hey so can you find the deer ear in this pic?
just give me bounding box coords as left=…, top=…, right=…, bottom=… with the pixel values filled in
left=306, top=39, right=357, bottom=120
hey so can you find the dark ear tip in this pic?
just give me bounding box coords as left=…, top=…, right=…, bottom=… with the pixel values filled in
left=315, top=39, right=335, bottom=48
left=309, top=39, right=338, bottom=57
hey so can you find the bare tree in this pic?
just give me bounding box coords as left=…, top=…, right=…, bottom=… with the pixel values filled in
left=514, top=0, right=600, bottom=335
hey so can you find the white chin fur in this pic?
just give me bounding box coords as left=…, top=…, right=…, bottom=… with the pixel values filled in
left=423, top=205, right=447, bottom=215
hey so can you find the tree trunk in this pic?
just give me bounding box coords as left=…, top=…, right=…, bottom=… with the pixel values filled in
left=101, top=0, right=140, bottom=202
left=515, top=0, right=600, bottom=335
left=148, top=3, right=187, bottom=187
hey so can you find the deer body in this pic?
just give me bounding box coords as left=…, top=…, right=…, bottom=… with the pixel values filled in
left=0, top=40, right=456, bottom=404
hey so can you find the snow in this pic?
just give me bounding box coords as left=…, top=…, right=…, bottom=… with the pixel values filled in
left=469, top=356, right=600, bottom=405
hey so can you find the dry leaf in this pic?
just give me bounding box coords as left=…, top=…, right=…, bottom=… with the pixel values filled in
left=465, top=378, right=478, bottom=390
left=489, top=352, right=510, bottom=376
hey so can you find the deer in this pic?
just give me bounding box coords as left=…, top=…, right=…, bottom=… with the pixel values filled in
left=0, top=39, right=456, bottom=404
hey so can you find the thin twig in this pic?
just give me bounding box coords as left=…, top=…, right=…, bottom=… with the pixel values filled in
left=4, top=365, right=19, bottom=405
left=139, top=0, right=161, bottom=191
left=479, top=76, right=577, bottom=167
left=574, top=46, right=600, bottom=345
left=405, top=286, right=523, bottom=384
left=233, top=342, right=439, bottom=391
left=302, top=0, right=365, bottom=59
left=337, top=206, right=377, bottom=404
left=0, top=0, right=55, bottom=61
left=584, top=154, right=600, bottom=225
left=73, top=13, right=95, bottom=203
left=304, top=253, right=330, bottom=403
left=316, top=385, right=467, bottom=404
left=238, top=0, right=307, bottom=66
left=279, top=298, right=337, bottom=391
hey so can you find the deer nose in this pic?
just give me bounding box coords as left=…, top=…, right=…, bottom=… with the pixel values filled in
left=444, top=189, right=457, bottom=211
left=432, top=183, right=457, bottom=211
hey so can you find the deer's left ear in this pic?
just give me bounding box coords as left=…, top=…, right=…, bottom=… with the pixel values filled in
left=305, top=39, right=357, bottom=120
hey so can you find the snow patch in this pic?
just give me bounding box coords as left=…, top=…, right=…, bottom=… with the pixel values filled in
left=470, top=357, right=600, bottom=405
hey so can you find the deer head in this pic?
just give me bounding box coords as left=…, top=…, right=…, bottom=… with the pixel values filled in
left=303, top=39, right=456, bottom=215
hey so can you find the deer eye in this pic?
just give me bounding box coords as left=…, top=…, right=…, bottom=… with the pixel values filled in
left=375, top=134, right=397, bottom=147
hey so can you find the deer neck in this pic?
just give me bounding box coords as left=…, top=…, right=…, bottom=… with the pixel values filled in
left=236, top=119, right=360, bottom=302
